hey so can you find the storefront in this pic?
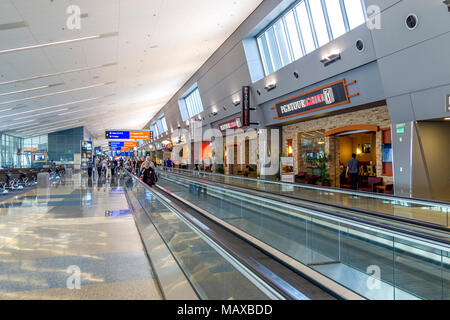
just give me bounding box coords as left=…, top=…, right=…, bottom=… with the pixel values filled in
left=217, top=116, right=258, bottom=177
left=277, top=79, right=393, bottom=191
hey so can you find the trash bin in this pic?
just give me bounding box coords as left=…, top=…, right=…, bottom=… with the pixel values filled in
left=37, top=172, right=50, bottom=187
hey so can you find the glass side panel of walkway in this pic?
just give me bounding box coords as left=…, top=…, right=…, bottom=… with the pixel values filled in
left=157, top=171, right=450, bottom=300
left=124, top=174, right=284, bottom=300
left=165, top=168, right=450, bottom=228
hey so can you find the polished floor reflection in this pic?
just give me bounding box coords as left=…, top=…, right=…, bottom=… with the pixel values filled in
left=0, top=173, right=161, bottom=300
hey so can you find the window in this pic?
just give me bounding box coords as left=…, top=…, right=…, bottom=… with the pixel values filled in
left=296, top=2, right=316, bottom=53
left=157, top=114, right=168, bottom=134
left=308, top=0, right=330, bottom=47
left=284, top=11, right=303, bottom=60
left=178, top=86, right=204, bottom=121
left=150, top=122, right=158, bottom=138
left=257, top=0, right=367, bottom=76
left=324, top=0, right=346, bottom=38
left=343, top=0, right=366, bottom=30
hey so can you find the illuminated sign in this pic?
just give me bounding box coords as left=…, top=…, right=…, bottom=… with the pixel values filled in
left=274, top=79, right=356, bottom=120
left=242, top=86, right=250, bottom=126
left=396, top=124, right=405, bottom=135
left=446, top=94, right=450, bottom=112
left=105, top=130, right=152, bottom=140
left=218, top=116, right=243, bottom=132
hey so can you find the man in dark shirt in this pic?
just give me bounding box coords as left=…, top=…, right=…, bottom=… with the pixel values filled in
left=346, top=153, right=360, bottom=190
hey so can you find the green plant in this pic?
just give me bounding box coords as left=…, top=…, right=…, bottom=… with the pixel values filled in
left=215, top=164, right=224, bottom=174
left=314, top=152, right=330, bottom=184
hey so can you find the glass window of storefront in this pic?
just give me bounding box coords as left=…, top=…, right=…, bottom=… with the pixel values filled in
left=298, top=130, right=325, bottom=176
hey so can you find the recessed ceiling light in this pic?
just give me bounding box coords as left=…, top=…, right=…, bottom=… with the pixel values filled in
left=13, top=108, right=69, bottom=121
left=0, top=63, right=117, bottom=86
left=0, top=32, right=118, bottom=55
left=0, top=97, right=102, bottom=119
left=0, top=83, right=63, bottom=97
left=0, top=82, right=115, bottom=106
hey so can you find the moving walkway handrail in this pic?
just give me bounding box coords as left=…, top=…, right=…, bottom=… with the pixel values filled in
left=166, top=167, right=450, bottom=207
left=160, top=171, right=450, bottom=249
left=166, top=170, right=450, bottom=234
left=125, top=171, right=295, bottom=300
left=165, top=167, right=450, bottom=229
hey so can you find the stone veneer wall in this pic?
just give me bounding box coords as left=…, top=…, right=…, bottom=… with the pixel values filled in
left=282, top=105, right=393, bottom=187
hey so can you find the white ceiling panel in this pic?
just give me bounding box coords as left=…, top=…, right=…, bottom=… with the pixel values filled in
left=1, top=0, right=263, bottom=137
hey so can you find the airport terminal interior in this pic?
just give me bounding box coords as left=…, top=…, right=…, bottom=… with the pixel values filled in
left=0, top=0, right=449, bottom=303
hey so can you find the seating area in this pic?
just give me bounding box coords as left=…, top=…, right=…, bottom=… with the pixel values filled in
left=294, top=170, right=393, bottom=194
left=0, top=168, right=64, bottom=197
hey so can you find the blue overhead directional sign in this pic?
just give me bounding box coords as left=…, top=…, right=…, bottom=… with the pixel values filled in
left=105, top=131, right=130, bottom=139
left=109, top=141, right=124, bottom=151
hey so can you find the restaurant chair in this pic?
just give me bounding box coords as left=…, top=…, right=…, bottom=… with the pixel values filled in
left=358, top=177, right=383, bottom=192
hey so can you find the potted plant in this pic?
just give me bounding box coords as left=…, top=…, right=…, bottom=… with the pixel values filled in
left=215, top=164, right=224, bottom=174
left=314, top=152, right=331, bottom=186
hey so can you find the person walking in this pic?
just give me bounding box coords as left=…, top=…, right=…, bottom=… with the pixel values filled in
left=106, top=160, right=112, bottom=180
left=140, top=161, right=156, bottom=187
left=137, top=158, right=143, bottom=177
left=102, top=158, right=108, bottom=178
left=110, top=159, right=115, bottom=178
left=97, top=159, right=102, bottom=179
left=87, top=158, right=93, bottom=178
left=140, top=156, right=151, bottom=173
left=346, top=153, right=360, bottom=190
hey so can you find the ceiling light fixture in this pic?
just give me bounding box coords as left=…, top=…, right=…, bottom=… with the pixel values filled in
left=3, top=119, right=35, bottom=128
left=0, top=82, right=114, bottom=107
left=26, top=124, right=83, bottom=137
left=233, top=97, right=241, bottom=106
left=0, top=63, right=117, bottom=86
left=13, top=108, right=69, bottom=121
left=444, top=0, right=450, bottom=11
left=0, top=32, right=118, bottom=55
left=17, top=120, right=82, bottom=134
left=0, top=83, right=63, bottom=97
left=264, top=82, right=276, bottom=91
left=0, top=96, right=102, bottom=119
left=15, top=119, right=83, bottom=132
left=320, top=51, right=341, bottom=66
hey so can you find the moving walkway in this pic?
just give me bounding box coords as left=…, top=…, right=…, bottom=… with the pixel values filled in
left=144, top=169, right=450, bottom=300
left=123, top=172, right=335, bottom=300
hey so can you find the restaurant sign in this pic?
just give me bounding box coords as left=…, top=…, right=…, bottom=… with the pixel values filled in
left=274, top=79, right=356, bottom=119
left=218, top=116, right=243, bottom=132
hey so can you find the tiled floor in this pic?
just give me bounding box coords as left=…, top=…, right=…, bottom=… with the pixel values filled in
left=0, top=173, right=162, bottom=300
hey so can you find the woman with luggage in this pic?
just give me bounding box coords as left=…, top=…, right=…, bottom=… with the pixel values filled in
left=140, top=161, right=157, bottom=187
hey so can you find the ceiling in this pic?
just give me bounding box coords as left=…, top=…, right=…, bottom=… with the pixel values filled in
left=0, top=0, right=263, bottom=138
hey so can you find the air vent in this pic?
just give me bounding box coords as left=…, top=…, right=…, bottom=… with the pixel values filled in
left=356, top=39, right=364, bottom=51
left=405, top=14, right=418, bottom=30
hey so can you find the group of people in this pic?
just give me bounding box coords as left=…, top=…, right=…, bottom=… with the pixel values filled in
left=86, top=156, right=158, bottom=187
left=87, top=157, right=122, bottom=179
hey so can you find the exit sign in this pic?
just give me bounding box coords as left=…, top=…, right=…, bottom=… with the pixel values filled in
left=396, top=124, right=405, bottom=135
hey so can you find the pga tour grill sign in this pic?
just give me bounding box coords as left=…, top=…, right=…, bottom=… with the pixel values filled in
left=218, top=116, right=243, bottom=132
left=273, top=79, right=357, bottom=119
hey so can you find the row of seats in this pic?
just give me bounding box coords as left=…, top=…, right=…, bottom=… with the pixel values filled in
left=0, top=168, right=63, bottom=195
